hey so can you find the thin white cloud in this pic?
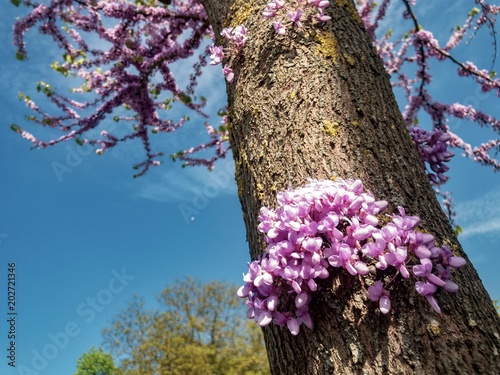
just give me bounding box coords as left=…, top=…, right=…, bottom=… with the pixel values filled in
left=127, top=61, right=231, bottom=204
left=457, top=186, right=500, bottom=238
left=460, top=220, right=500, bottom=238
left=134, top=156, right=237, bottom=204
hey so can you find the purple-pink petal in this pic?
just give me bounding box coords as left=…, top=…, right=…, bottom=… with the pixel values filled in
left=427, top=273, right=446, bottom=287
left=444, top=279, right=459, bottom=292
left=379, top=295, right=391, bottom=314
left=258, top=311, right=273, bottom=327
left=287, top=318, right=300, bottom=335
left=295, top=292, right=309, bottom=308
left=425, top=295, right=442, bottom=314
left=415, top=281, right=437, bottom=296
left=449, top=256, right=466, bottom=268
left=367, top=280, right=384, bottom=301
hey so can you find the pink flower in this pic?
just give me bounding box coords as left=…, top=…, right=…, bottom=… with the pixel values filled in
left=367, top=281, right=391, bottom=314
left=222, top=65, right=234, bottom=83
left=316, top=10, right=331, bottom=22
left=209, top=44, right=224, bottom=65
left=273, top=21, right=286, bottom=35
left=289, top=9, right=303, bottom=28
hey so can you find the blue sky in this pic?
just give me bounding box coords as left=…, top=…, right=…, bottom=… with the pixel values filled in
left=0, top=1, right=499, bottom=374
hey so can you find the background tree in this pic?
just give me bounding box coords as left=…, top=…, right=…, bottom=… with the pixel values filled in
left=74, top=347, right=117, bottom=375
left=10, top=0, right=500, bottom=374
left=101, top=277, right=270, bottom=375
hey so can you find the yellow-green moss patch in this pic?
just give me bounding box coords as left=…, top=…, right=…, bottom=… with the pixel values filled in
left=343, top=53, right=356, bottom=67
left=427, top=321, right=441, bottom=337
left=323, top=120, right=339, bottom=136
left=228, top=0, right=257, bottom=28
left=314, top=32, right=338, bottom=61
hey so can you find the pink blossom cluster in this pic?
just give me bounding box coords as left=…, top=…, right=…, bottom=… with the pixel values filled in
left=11, top=0, right=231, bottom=175
left=410, top=126, right=455, bottom=185
left=458, top=61, right=500, bottom=94
left=448, top=130, right=500, bottom=171
left=443, top=7, right=476, bottom=52
left=10, top=0, right=500, bottom=188
left=209, top=25, right=248, bottom=82
left=238, top=179, right=466, bottom=335
left=263, top=0, right=331, bottom=35
left=170, top=115, right=229, bottom=170
left=358, top=0, right=500, bottom=181
left=209, top=1, right=332, bottom=82
left=358, top=0, right=391, bottom=40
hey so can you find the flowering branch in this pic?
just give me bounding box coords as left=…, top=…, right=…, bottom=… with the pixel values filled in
left=355, top=0, right=499, bottom=224
left=8, top=0, right=500, bottom=191
left=11, top=0, right=230, bottom=176
left=262, top=0, right=331, bottom=35
left=358, top=0, right=500, bottom=180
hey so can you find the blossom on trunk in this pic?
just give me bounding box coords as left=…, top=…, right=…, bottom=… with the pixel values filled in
left=239, top=179, right=465, bottom=334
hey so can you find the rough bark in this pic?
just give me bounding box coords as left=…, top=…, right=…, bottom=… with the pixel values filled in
left=201, top=0, right=500, bottom=373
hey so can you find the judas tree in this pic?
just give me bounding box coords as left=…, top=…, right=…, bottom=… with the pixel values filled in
left=11, top=0, right=500, bottom=374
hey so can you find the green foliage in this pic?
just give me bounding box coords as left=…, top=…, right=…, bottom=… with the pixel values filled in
left=74, top=347, right=117, bottom=375
left=18, top=92, right=29, bottom=101
left=162, top=97, right=174, bottom=111
left=177, top=92, right=192, bottom=105
left=51, top=61, right=69, bottom=77
left=36, top=81, right=52, bottom=96
left=101, top=277, right=270, bottom=375
left=469, top=7, right=480, bottom=16
left=217, top=108, right=227, bottom=117
left=10, top=124, right=21, bottom=133
left=493, top=300, right=500, bottom=317
left=171, top=150, right=184, bottom=161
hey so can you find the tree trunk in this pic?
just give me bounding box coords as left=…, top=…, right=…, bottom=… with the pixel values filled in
left=201, top=0, right=500, bottom=373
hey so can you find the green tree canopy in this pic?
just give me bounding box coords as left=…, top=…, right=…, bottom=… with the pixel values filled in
left=101, top=277, right=270, bottom=375
left=74, top=347, right=117, bottom=375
